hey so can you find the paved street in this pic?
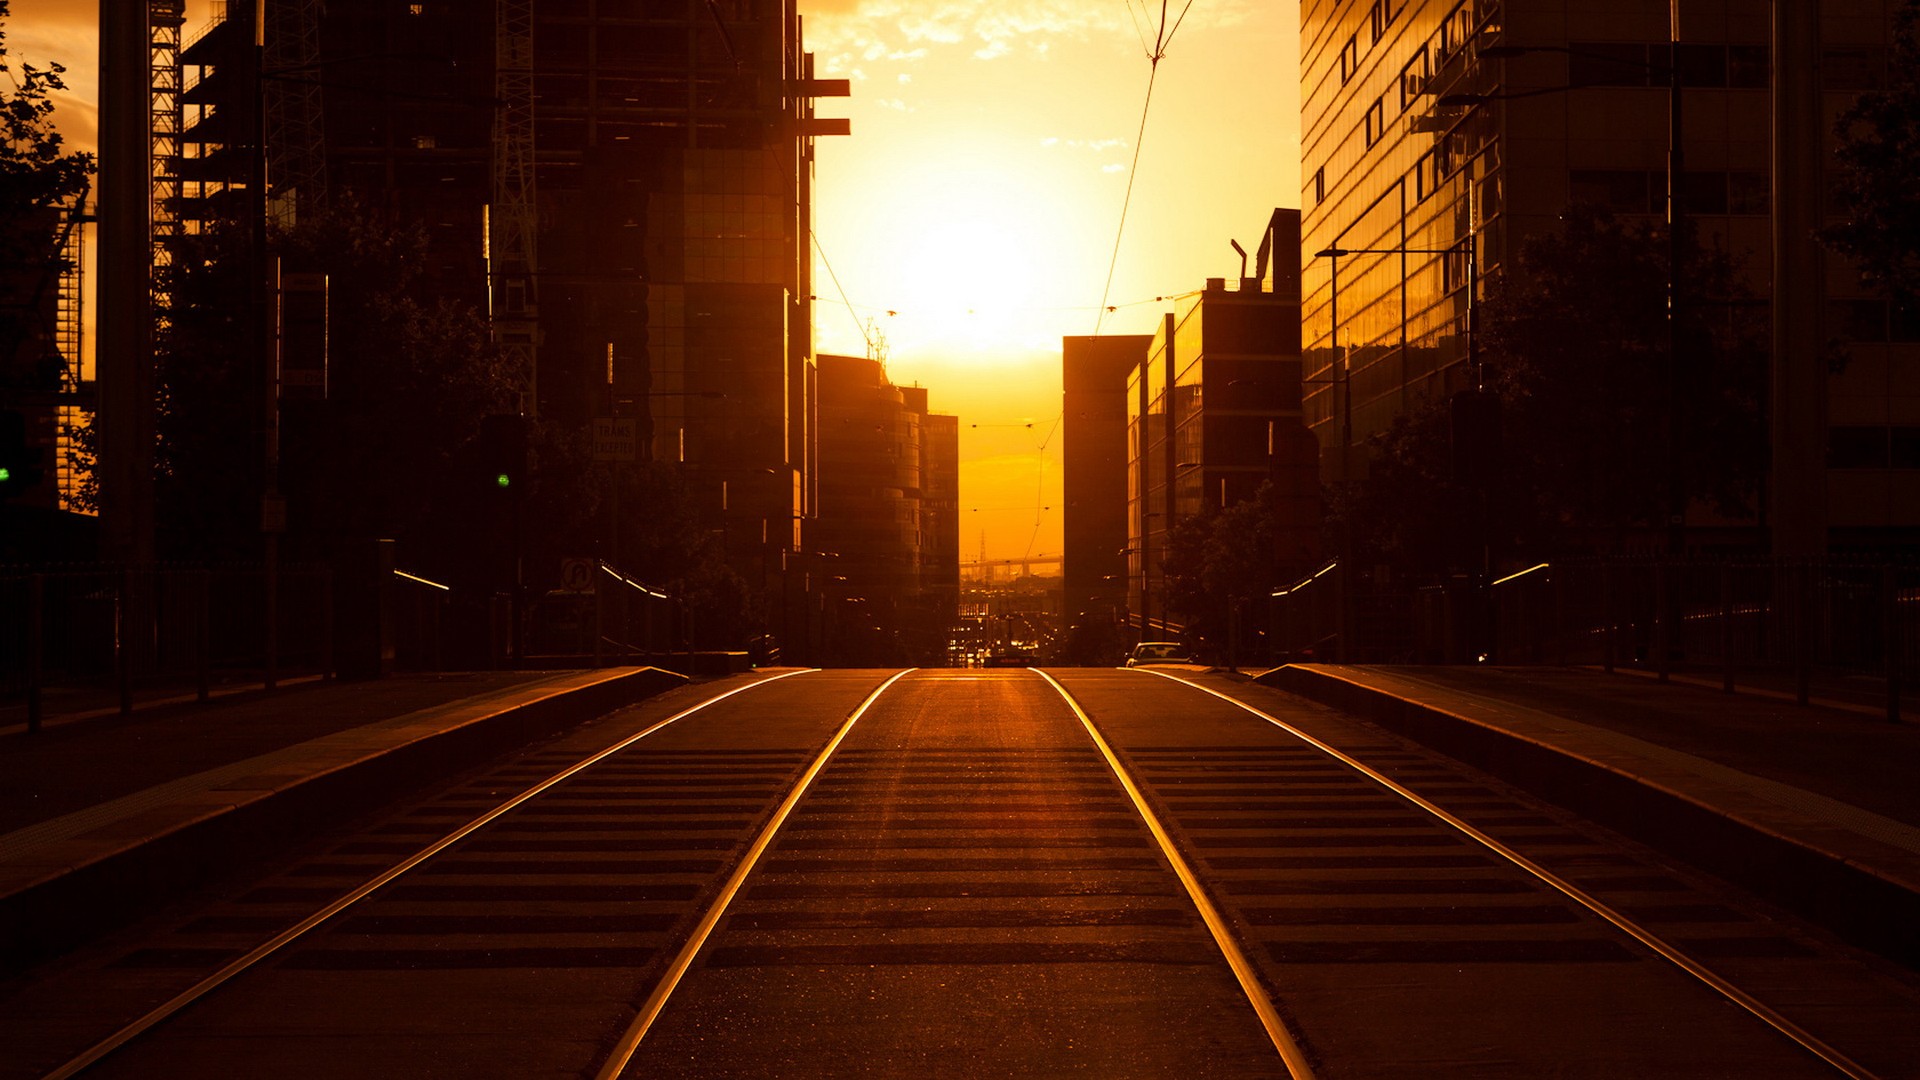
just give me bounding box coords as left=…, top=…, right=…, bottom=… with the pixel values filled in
left=5, top=668, right=1919, bottom=1079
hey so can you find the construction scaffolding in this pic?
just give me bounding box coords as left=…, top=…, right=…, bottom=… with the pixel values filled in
left=149, top=0, right=184, bottom=316
left=54, top=198, right=88, bottom=509
left=264, top=0, right=327, bottom=224
left=491, top=0, right=539, bottom=416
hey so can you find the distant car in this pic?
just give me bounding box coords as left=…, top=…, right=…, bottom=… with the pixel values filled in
left=985, top=650, right=1036, bottom=668
left=1125, top=642, right=1193, bottom=667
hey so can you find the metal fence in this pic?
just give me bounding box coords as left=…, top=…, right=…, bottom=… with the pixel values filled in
left=523, top=562, right=677, bottom=665
left=1491, top=559, right=1916, bottom=719
left=1269, top=562, right=1416, bottom=664
left=2, top=562, right=333, bottom=729
left=1271, top=556, right=1916, bottom=721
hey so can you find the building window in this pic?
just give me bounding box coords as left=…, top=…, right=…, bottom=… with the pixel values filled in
left=1436, top=2, right=1472, bottom=61
left=1313, top=166, right=1326, bottom=206
left=1894, top=428, right=1920, bottom=469
left=1823, top=47, right=1887, bottom=90
left=1828, top=426, right=1889, bottom=469
left=1728, top=45, right=1769, bottom=88
left=1727, top=170, right=1769, bottom=214
left=1414, top=153, right=1431, bottom=201
left=1340, top=35, right=1360, bottom=84
left=1399, top=46, right=1430, bottom=111
left=1833, top=299, right=1888, bottom=342
left=1364, top=98, right=1386, bottom=147
left=411, top=134, right=437, bottom=149
left=1569, top=169, right=1657, bottom=214
left=1369, top=1, right=1388, bottom=45
left=1568, top=42, right=1655, bottom=87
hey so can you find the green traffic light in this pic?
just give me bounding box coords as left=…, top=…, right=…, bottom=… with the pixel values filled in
left=0, top=466, right=10, bottom=484
left=495, top=472, right=511, bottom=489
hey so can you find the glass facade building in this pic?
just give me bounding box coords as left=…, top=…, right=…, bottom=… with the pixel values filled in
left=1302, top=0, right=1920, bottom=544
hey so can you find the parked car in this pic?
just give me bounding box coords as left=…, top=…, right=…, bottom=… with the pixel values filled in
left=1125, top=641, right=1193, bottom=667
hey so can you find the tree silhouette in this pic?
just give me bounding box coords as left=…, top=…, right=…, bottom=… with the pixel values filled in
left=1824, top=0, right=1920, bottom=307
left=0, top=0, right=93, bottom=393
left=1329, top=206, right=1767, bottom=572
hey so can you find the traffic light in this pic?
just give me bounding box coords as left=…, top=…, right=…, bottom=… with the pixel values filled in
left=479, top=414, right=527, bottom=494
left=0, top=411, right=46, bottom=502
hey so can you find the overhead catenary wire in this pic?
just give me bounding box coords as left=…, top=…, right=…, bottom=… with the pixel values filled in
left=1092, top=0, right=1198, bottom=339
left=810, top=227, right=873, bottom=357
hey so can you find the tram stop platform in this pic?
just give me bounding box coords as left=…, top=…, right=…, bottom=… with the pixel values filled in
left=0, top=667, right=691, bottom=971
left=1252, top=663, right=1920, bottom=970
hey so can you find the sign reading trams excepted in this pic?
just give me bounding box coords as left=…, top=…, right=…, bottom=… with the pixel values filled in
left=281, top=272, right=328, bottom=401
left=592, top=417, right=638, bottom=462
left=560, top=557, right=595, bottom=592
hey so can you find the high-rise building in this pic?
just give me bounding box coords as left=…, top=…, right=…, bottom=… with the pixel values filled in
left=1062, top=334, right=1151, bottom=630
left=1126, top=210, right=1313, bottom=637
left=1302, top=0, right=1919, bottom=551
left=913, top=396, right=962, bottom=628
left=812, top=355, right=957, bottom=662
left=164, top=0, right=844, bottom=602
left=814, top=353, right=921, bottom=601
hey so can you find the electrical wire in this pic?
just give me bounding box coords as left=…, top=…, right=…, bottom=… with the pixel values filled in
left=1091, top=0, right=1199, bottom=339
left=810, top=228, right=873, bottom=357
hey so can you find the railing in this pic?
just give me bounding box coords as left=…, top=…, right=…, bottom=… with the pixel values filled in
left=525, top=562, right=679, bottom=666
left=1491, top=558, right=1916, bottom=722
left=1270, top=561, right=1345, bottom=662
left=392, top=569, right=452, bottom=672
left=1, top=562, right=333, bottom=731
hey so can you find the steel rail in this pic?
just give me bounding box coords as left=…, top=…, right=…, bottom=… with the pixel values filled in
left=1136, top=669, right=1881, bottom=1080
left=593, top=668, right=915, bottom=1079
left=1036, top=669, right=1317, bottom=1080
left=42, top=669, right=818, bottom=1080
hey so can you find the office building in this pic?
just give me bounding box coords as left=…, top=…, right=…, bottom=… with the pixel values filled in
left=1127, top=210, right=1314, bottom=636
left=1302, top=0, right=1919, bottom=550
left=1062, top=334, right=1151, bottom=630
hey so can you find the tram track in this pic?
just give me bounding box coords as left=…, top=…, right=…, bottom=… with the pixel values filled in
left=1051, top=668, right=1912, bottom=1080
left=30, top=669, right=848, bottom=1080
left=14, top=666, right=1919, bottom=1078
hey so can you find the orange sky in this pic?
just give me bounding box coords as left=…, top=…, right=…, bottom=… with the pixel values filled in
left=802, top=0, right=1299, bottom=564
left=11, top=0, right=1300, bottom=564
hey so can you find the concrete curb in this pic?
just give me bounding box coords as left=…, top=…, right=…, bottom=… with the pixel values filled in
left=0, top=666, right=688, bottom=972
left=1256, top=664, right=1920, bottom=969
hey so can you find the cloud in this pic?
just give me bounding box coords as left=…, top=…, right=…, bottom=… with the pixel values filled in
left=804, top=0, right=1135, bottom=67
left=1102, top=163, right=1125, bottom=173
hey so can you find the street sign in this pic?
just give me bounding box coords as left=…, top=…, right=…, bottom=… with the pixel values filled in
left=560, top=557, right=595, bottom=592
left=592, top=417, right=638, bottom=462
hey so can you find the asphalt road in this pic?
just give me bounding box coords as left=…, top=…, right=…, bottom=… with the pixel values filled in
left=5, top=668, right=1919, bottom=1079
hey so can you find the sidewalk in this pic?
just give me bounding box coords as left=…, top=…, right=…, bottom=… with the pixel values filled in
left=1254, top=663, right=1920, bottom=968
left=0, top=666, right=689, bottom=970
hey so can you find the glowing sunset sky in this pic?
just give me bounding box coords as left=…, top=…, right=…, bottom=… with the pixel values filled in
left=11, top=0, right=1299, bottom=564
